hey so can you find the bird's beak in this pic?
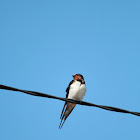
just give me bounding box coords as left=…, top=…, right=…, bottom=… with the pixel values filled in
left=72, top=75, right=74, bottom=77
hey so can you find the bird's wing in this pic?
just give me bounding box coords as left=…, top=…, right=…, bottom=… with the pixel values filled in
left=66, top=80, right=74, bottom=98
left=59, top=80, right=75, bottom=129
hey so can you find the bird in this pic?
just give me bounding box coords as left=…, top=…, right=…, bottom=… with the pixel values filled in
left=59, top=74, right=86, bottom=129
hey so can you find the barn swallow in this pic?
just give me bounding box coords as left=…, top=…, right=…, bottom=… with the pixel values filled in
left=59, top=74, right=86, bottom=129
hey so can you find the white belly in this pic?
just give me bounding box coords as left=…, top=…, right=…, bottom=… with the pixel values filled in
left=68, top=81, right=86, bottom=101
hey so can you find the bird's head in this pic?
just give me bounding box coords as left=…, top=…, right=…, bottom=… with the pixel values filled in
left=72, top=74, right=84, bottom=80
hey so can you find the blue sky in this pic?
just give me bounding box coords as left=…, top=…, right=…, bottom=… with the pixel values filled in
left=0, top=0, right=140, bottom=140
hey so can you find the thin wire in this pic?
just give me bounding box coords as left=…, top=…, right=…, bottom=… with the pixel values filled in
left=0, top=84, right=140, bottom=117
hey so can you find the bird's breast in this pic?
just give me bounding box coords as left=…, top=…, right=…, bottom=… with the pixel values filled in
left=68, top=81, right=86, bottom=101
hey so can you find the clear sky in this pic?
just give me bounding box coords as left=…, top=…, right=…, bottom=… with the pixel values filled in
left=0, top=0, right=140, bottom=140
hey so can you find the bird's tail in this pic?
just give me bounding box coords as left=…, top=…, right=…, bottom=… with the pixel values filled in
left=59, top=103, right=76, bottom=129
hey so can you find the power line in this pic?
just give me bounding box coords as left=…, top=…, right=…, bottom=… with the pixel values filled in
left=0, top=84, right=140, bottom=117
